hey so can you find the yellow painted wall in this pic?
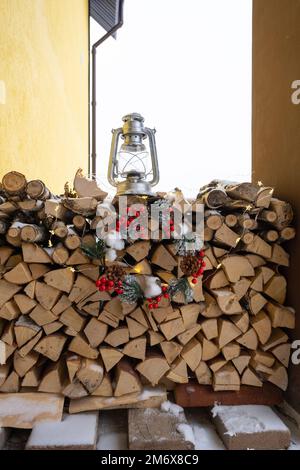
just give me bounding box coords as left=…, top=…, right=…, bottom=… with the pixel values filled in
left=0, top=0, right=89, bottom=194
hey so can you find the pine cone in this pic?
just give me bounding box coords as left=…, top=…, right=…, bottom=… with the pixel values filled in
left=180, top=254, right=199, bottom=276
left=106, top=264, right=126, bottom=281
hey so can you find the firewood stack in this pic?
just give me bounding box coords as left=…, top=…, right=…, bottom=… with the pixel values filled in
left=0, top=171, right=296, bottom=401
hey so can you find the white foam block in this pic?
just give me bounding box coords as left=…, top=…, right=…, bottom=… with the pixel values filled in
left=26, top=412, right=99, bottom=450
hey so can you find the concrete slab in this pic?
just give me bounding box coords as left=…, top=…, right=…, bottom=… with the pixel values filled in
left=128, top=403, right=194, bottom=450
left=211, top=404, right=291, bottom=450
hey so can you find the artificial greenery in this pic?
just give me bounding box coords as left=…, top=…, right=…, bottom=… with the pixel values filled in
left=168, top=277, right=194, bottom=304
left=174, top=233, right=203, bottom=256
left=81, top=237, right=106, bottom=265
left=119, top=275, right=144, bottom=304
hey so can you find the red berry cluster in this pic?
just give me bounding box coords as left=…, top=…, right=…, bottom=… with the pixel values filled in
left=95, top=277, right=124, bottom=295
left=162, top=207, right=174, bottom=237
left=146, top=285, right=170, bottom=309
left=116, top=206, right=147, bottom=237
left=191, top=250, right=206, bottom=284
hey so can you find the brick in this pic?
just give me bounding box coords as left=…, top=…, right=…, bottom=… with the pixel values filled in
left=212, top=405, right=291, bottom=450
left=174, top=382, right=283, bottom=407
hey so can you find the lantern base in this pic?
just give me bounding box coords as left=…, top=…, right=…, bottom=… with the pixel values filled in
left=116, top=173, right=154, bottom=196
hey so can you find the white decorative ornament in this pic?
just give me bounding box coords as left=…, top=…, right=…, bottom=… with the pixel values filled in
left=142, top=276, right=162, bottom=298
left=105, top=248, right=117, bottom=262
left=105, top=230, right=125, bottom=251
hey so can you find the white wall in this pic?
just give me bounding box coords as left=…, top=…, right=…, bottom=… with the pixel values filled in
left=91, top=0, right=252, bottom=197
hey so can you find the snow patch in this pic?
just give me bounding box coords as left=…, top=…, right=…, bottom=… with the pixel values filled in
left=105, top=248, right=117, bottom=262
left=105, top=231, right=125, bottom=250
left=97, top=431, right=128, bottom=450
left=186, top=410, right=225, bottom=450
left=160, top=400, right=184, bottom=417
left=138, top=386, right=166, bottom=401
left=88, top=363, right=103, bottom=374
left=176, top=423, right=195, bottom=446
left=0, top=396, right=59, bottom=426
left=212, top=405, right=289, bottom=436
left=27, top=412, right=98, bottom=447
left=142, top=276, right=162, bottom=298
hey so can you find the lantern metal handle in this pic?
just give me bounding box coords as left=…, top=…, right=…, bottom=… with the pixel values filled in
left=107, top=127, right=123, bottom=187
left=144, top=127, right=160, bottom=186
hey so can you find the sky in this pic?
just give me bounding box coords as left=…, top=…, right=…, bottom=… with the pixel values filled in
left=90, top=0, right=252, bottom=197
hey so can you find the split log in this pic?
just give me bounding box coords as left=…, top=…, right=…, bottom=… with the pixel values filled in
left=262, top=328, right=288, bottom=352
left=251, top=310, right=272, bottom=344
left=52, top=245, right=69, bottom=265
left=271, top=343, right=291, bottom=368
left=126, top=317, right=148, bottom=338
left=151, top=244, right=177, bottom=271
left=221, top=256, right=254, bottom=283
left=214, top=224, right=240, bottom=248
left=236, top=328, right=258, bottom=350
left=232, top=352, right=251, bottom=374
left=4, top=261, right=32, bottom=285
left=63, top=197, right=98, bottom=216
left=200, top=336, right=220, bottom=361
left=160, top=341, right=182, bottom=364
left=38, top=359, right=66, bottom=393
left=123, top=337, right=146, bottom=361
left=252, top=350, right=275, bottom=367
left=114, top=359, right=142, bottom=396
left=166, top=357, right=188, bottom=383
left=22, top=243, right=52, bottom=264
left=13, top=349, right=39, bottom=377
left=34, top=334, right=67, bottom=361
left=0, top=300, right=20, bottom=320
left=136, top=356, right=170, bottom=386
left=266, top=302, right=295, bottom=329
left=105, top=327, right=129, bottom=347
left=100, top=347, right=124, bottom=372
left=68, top=335, right=98, bottom=359
left=241, top=367, right=262, bottom=387
left=222, top=342, right=240, bottom=361
left=76, top=359, right=104, bottom=394
left=60, top=306, right=85, bottom=332
left=83, top=318, right=108, bottom=348
left=212, top=289, right=243, bottom=315
left=14, top=315, right=41, bottom=347
left=200, top=318, right=218, bottom=340
left=264, top=275, right=287, bottom=304
left=213, top=363, right=240, bottom=391
left=73, top=168, right=108, bottom=201
left=269, top=198, right=293, bottom=230
left=218, top=319, right=241, bottom=348
left=268, top=362, right=288, bottom=391
left=181, top=338, right=202, bottom=371
left=195, top=361, right=212, bottom=385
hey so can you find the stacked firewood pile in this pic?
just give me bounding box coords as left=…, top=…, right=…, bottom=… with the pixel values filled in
left=0, top=171, right=296, bottom=400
